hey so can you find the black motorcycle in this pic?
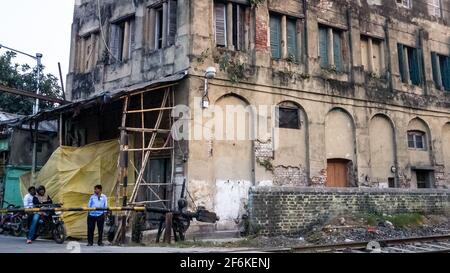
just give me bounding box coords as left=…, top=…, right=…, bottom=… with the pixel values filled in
left=23, top=203, right=67, bottom=244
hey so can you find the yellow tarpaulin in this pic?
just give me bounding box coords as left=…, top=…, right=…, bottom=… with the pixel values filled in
left=20, top=140, right=135, bottom=238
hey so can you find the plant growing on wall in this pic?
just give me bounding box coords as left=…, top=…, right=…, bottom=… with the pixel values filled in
left=218, top=53, right=246, bottom=83
left=249, top=0, right=265, bottom=8
left=256, top=157, right=274, bottom=173
left=197, top=48, right=210, bottom=64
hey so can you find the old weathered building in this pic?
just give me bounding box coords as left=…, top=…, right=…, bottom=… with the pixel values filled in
left=66, top=0, right=450, bottom=234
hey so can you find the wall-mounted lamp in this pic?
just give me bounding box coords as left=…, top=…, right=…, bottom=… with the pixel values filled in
left=391, top=166, right=397, bottom=174
left=202, top=67, right=216, bottom=109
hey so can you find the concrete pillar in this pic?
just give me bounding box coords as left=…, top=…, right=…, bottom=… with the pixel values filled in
left=227, top=2, right=233, bottom=50
left=328, top=28, right=334, bottom=66
left=162, top=2, right=168, bottom=47
left=281, top=15, right=287, bottom=59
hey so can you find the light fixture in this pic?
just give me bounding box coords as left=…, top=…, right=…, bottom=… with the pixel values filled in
left=202, top=67, right=216, bottom=109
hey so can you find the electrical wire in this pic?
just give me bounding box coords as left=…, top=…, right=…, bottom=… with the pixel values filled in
left=97, top=0, right=117, bottom=62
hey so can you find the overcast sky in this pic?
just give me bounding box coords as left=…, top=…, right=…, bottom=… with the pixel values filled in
left=0, top=0, right=74, bottom=88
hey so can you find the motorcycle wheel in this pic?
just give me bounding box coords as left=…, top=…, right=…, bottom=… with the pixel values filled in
left=53, top=223, right=66, bottom=244
left=11, top=217, right=23, bottom=237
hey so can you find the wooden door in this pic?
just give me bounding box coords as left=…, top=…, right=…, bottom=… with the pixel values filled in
left=327, top=159, right=349, bottom=187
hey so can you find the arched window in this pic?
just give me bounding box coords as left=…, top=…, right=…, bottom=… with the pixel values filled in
left=407, top=130, right=426, bottom=150
left=276, top=102, right=301, bottom=129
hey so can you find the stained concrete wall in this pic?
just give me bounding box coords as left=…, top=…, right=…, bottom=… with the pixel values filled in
left=67, top=0, right=450, bottom=232
left=369, top=114, right=396, bottom=187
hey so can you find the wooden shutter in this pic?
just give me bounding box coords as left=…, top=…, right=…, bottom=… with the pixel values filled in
left=167, top=0, right=177, bottom=46
left=215, top=3, right=227, bottom=47
left=410, top=47, right=422, bottom=85
left=110, top=24, right=121, bottom=63
left=431, top=52, right=440, bottom=88
left=319, top=26, right=328, bottom=68
left=287, top=19, right=297, bottom=61
left=270, top=15, right=281, bottom=59
left=397, top=44, right=406, bottom=83
left=442, top=56, right=450, bottom=91
left=333, top=30, right=342, bottom=71
left=235, top=5, right=245, bottom=51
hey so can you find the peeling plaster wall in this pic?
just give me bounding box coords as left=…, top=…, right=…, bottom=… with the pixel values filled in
left=67, top=0, right=450, bottom=233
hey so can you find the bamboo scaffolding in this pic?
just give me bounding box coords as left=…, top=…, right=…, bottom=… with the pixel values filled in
left=114, top=87, right=175, bottom=244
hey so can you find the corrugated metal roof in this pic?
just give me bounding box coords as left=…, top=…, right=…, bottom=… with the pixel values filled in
left=0, top=111, right=23, bottom=123
left=22, top=71, right=187, bottom=123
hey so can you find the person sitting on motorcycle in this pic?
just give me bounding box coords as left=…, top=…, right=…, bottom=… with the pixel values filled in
left=34, top=186, right=53, bottom=205
left=23, top=186, right=38, bottom=244
left=26, top=186, right=53, bottom=244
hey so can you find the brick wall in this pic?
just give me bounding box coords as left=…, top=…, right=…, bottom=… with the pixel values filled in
left=248, top=187, right=450, bottom=236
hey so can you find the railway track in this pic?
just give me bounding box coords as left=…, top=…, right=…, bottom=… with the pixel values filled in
left=286, top=234, right=450, bottom=253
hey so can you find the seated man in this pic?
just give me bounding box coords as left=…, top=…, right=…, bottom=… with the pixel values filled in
left=23, top=186, right=39, bottom=244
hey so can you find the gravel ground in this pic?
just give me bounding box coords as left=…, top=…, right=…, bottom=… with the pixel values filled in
left=235, top=214, right=450, bottom=248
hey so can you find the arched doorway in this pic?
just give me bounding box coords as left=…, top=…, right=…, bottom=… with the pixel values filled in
left=325, top=108, right=356, bottom=187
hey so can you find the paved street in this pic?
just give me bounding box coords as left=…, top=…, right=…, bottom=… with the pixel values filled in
left=0, top=235, right=249, bottom=253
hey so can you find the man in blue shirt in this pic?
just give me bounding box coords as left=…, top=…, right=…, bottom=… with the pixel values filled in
left=87, top=184, right=108, bottom=246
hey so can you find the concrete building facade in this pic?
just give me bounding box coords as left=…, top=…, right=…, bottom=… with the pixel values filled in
left=67, top=0, right=450, bottom=231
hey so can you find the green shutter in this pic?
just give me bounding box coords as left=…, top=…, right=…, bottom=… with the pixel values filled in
left=431, top=52, right=440, bottom=88
left=319, top=26, right=328, bottom=68
left=410, top=47, right=422, bottom=86
left=270, top=15, right=281, bottom=59
left=333, top=31, right=342, bottom=71
left=397, top=44, right=406, bottom=83
left=287, top=19, right=297, bottom=61
left=442, top=56, right=450, bottom=91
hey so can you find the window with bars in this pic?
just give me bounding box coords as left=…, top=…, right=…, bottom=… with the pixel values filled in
left=276, top=102, right=301, bottom=129
left=407, top=131, right=426, bottom=150
left=318, top=25, right=344, bottom=71
left=431, top=52, right=450, bottom=91
left=214, top=1, right=247, bottom=51
left=397, top=43, right=423, bottom=86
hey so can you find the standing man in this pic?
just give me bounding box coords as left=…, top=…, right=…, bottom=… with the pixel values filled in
left=23, top=186, right=39, bottom=244
left=87, top=185, right=107, bottom=246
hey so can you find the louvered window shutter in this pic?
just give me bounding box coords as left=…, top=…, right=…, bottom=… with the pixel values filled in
left=215, top=3, right=227, bottom=47
left=319, top=26, right=328, bottom=68
left=167, top=0, right=177, bottom=46
left=110, top=24, right=120, bottom=63
left=235, top=5, right=245, bottom=51
left=287, top=19, right=297, bottom=61
left=333, top=31, right=342, bottom=71
left=431, top=52, right=440, bottom=89
left=397, top=44, right=406, bottom=83
left=442, top=56, right=450, bottom=91
left=410, top=48, right=422, bottom=86
left=270, top=15, right=281, bottom=59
